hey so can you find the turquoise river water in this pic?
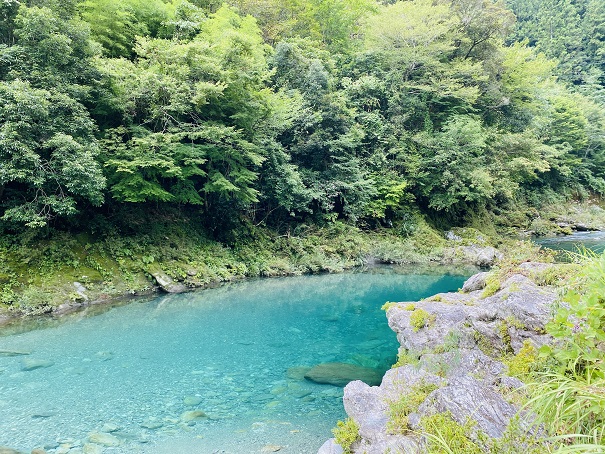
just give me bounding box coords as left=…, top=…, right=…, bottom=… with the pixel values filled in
left=0, top=266, right=471, bottom=454
left=534, top=230, right=605, bottom=254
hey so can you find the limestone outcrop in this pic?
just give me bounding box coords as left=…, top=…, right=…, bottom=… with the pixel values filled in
left=319, top=264, right=559, bottom=453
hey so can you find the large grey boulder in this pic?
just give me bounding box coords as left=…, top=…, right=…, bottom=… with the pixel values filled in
left=459, top=246, right=503, bottom=267
left=386, top=299, right=479, bottom=353
left=418, top=350, right=507, bottom=385
left=150, top=270, right=187, bottom=294
left=387, top=271, right=555, bottom=355
left=340, top=367, right=441, bottom=454
left=415, top=376, right=519, bottom=438
left=353, top=436, right=420, bottom=454
left=318, top=264, right=557, bottom=454
left=317, top=439, right=343, bottom=454
left=343, top=380, right=389, bottom=440
left=461, top=272, right=489, bottom=292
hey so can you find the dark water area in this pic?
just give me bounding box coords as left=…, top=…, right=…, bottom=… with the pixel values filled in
left=0, top=265, right=473, bottom=453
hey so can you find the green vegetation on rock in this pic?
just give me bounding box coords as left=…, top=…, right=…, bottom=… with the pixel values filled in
left=332, top=418, right=360, bottom=454
left=410, top=308, right=436, bottom=332
left=387, top=382, right=438, bottom=434
left=421, top=412, right=482, bottom=454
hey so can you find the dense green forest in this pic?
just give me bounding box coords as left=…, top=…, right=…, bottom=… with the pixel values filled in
left=0, top=0, right=604, bottom=235
left=2, top=3, right=605, bottom=452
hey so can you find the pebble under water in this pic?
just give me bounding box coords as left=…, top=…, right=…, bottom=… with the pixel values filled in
left=0, top=266, right=471, bottom=453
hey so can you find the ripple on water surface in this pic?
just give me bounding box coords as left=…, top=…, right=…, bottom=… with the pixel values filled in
left=534, top=230, right=605, bottom=254
left=0, top=266, right=471, bottom=453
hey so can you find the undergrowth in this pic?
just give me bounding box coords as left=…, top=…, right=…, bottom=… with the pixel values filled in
left=0, top=219, right=462, bottom=315
left=528, top=251, right=605, bottom=451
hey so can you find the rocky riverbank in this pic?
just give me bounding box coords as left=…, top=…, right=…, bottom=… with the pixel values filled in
left=0, top=230, right=503, bottom=328
left=318, top=261, right=565, bottom=453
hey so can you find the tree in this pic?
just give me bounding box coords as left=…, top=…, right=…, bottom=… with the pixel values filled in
left=271, top=39, right=375, bottom=221
left=414, top=115, right=495, bottom=211
left=0, top=4, right=105, bottom=228
left=451, top=0, right=515, bottom=60
left=0, top=80, right=105, bottom=227
left=97, top=6, right=289, bottom=224
left=78, top=0, right=173, bottom=58
left=228, top=0, right=376, bottom=53
left=0, top=0, right=20, bottom=46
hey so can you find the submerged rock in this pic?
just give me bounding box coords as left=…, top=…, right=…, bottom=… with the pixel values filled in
left=0, top=349, right=30, bottom=357
left=286, top=366, right=312, bottom=380
left=82, top=444, right=102, bottom=454
left=87, top=432, right=120, bottom=447
left=100, top=423, right=120, bottom=433
left=140, top=420, right=163, bottom=430
left=31, top=411, right=55, bottom=419
left=95, top=351, right=114, bottom=361
left=183, top=396, right=203, bottom=406
left=261, top=445, right=283, bottom=452
left=180, top=410, right=207, bottom=422
left=304, top=363, right=383, bottom=387
left=0, top=447, right=23, bottom=454
left=21, top=358, right=54, bottom=371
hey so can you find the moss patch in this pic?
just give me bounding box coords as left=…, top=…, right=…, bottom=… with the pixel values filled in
left=410, top=308, right=436, bottom=332
left=0, top=220, right=467, bottom=318
left=503, top=340, right=538, bottom=378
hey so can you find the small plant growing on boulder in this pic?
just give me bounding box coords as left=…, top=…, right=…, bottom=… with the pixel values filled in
left=381, top=301, right=397, bottom=311
left=410, top=308, right=436, bottom=332
left=420, top=412, right=482, bottom=454
left=387, top=382, right=438, bottom=434
left=481, top=273, right=501, bottom=297
left=392, top=349, right=419, bottom=368
left=504, top=340, right=537, bottom=378
left=332, top=418, right=360, bottom=454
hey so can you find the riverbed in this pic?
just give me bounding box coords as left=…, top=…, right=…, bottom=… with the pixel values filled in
left=0, top=266, right=473, bottom=454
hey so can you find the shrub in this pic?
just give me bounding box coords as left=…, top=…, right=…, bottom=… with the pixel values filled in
left=332, top=418, right=360, bottom=454
left=528, top=252, right=605, bottom=450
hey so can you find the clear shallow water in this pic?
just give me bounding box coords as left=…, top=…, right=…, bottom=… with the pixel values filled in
left=534, top=231, right=605, bottom=254
left=0, top=266, right=471, bottom=454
